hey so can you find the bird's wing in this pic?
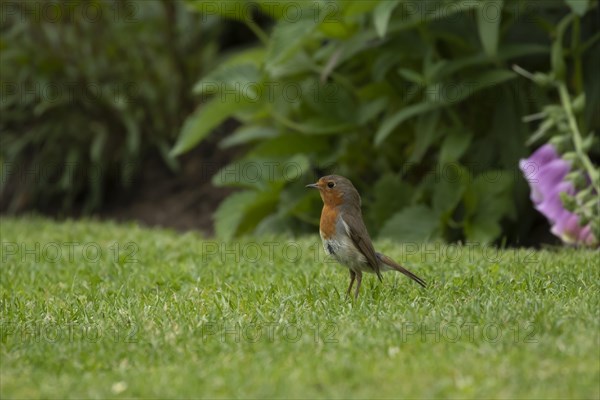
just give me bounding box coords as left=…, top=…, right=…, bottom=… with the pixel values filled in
left=340, top=212, right=383, bottom=281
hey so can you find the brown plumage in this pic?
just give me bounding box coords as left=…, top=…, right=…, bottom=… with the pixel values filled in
left=306, top=175, right=426, bottom=298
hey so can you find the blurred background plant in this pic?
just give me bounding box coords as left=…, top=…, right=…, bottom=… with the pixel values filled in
left=515, top=3, right=599, bottom=246
left=1, top=0, right=220, bottom=213
left=1, top=0, right=597, bottom=247
left=172, top=0, right=599, bottom=244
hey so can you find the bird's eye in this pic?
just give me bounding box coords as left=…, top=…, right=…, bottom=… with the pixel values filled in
left=327, top=182, right=335, bottom=188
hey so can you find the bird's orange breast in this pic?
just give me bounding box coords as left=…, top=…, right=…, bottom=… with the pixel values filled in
left=319, top=205, right=339, bottom=240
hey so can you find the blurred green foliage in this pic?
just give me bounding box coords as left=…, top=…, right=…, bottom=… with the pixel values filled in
left=512, top=7, right=600, bottom=241
left=174, top=0, right=598, bottom=243
left=1, top=0, right=219, bottom=212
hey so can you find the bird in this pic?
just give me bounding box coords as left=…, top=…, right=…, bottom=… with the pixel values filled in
left=306, top=175, right=426, bottom=298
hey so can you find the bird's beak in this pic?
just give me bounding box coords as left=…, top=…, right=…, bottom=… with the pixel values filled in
left=305, top=183, right=319, bottom=189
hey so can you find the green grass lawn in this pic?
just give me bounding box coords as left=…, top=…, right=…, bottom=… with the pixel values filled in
left=1, top=217, right=599, bottom=398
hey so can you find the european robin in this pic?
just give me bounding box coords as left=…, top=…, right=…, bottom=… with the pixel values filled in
left=306, top=175, right=426, bottom=298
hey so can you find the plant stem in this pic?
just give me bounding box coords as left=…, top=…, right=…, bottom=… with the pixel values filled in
left=245, top=18, right=269, bottom=45
left=571, top=16, right=583, bottom=94
left=558, top=83, right=599, bottom=191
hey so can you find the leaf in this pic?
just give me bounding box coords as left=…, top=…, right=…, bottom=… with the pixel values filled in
left=430, top=54, right=488, bottom=82
left=266, top=16, right=317, bottom=70
left=300, top=77, right=356, bottom=122
left=123, top=115, right=141, bottom=157
left=386, top=0, right=479, bottom=33
left=249, top=135, right=328, bottom=158
left=343, top=1, right=380, bottom=16
left=432, top=165, right=470, bottom=216
left=477, top=0, right=503, bottom=58
left=409, top=110, right=441, bottom=163
left=379, top=205, right=439, bottom=242
left=430, top=69, right=517, bottom=105
left=358, top=97, right=389, bottom=125
left=472, top=69, right=517, bottom=90
left=371, top=50, right=402, bottom=82
left=284, top=116, right=355, bottom=135
left=193, top=63, right=262, bottom=100
left=464, top=217, right=502, bottom=243
left=565, top=0, right=590, bottom=16
left=424, top=51, right=447, bottom=84
left=90, top=128, right=107, bottom=163
left=214, top=184, right=287, bottom=239
left=214, top=191, right=257, bottom=239
left=218, top=47, right=266, bottom=69
left=465, top=172, right=514, bottom=217
left=187, top=0, right=247, bottom=21
left=375, top=101, right=443, bottom=146
left=397, top=68, right=424, bottom=84
left=463, top=171, right=515, bottom=242
left=254, top=213, right=293, bottom=236
left=254, top=0, right=311, bottom=20
left=367, top=173, right=414, bottom=231
left=497, top=43, right=549, bottom=59
left=265, top=51, right=314, bottom=80
left=236, top=188, right=283, bottom=236
left=220, top=126, right=279, bottom=148
left=212, top=154, right=310, bottom=189
left=439, top=129, right=473, bottom=165
left=427, top=45, right=547, bottom=84
left=212, top=161, right=266, bottom=189
left=315, top=29, right=378, bottom=68
left=357, top=82, right=394, bottom=102
left=373, top=0, right=399, bottom=38
left=171, top=98, right=246, bottom=156
left=319, top=19, right=357, bottom=40
left=156, top=139, right=179, bottom=173
left=491, top=88, right=528, bottom=169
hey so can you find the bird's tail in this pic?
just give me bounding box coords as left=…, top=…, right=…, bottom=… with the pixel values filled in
left=376, top=252, right=426, bottom=288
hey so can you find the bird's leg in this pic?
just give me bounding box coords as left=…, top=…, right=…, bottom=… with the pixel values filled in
left=346, top=270, right=356, bottom=297
left=354, top=271, right=363, bottom=299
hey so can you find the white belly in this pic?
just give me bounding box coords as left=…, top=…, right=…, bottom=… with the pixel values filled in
left=320, top=230, right=368, bottom=272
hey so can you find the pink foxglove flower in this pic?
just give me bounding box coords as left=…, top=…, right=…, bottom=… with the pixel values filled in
left=519, top=144, right=597, bottom=246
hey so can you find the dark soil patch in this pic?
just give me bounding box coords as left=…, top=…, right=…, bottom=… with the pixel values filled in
left=1, top=125, right=240, bottom=236
left=99, top=128, right=240, bottom=235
